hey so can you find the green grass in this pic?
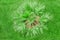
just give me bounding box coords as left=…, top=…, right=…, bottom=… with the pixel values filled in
left=0, top=0, right=60, bottom=40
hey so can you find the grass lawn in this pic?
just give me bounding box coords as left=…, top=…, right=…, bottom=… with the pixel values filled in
left=0, top=0, right=60, bottom=40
